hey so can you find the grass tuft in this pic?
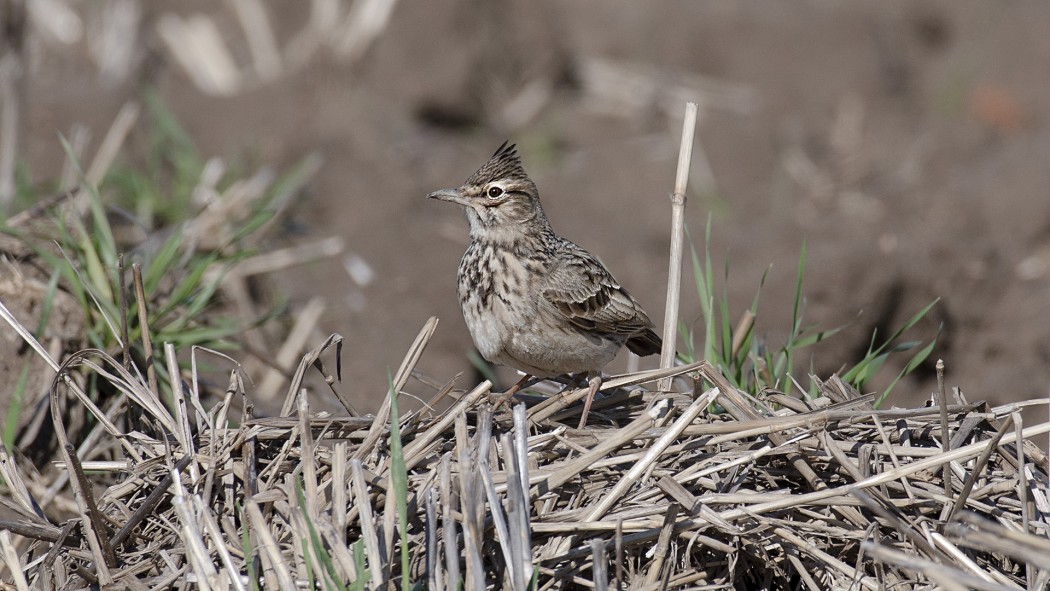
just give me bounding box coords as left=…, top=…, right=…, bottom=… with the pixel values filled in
left=0, top=94, right=325, bottom=448
left=682, top=217, right=936, bottom=406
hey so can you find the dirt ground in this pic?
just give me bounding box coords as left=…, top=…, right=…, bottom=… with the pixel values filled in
left=10, top=1, right=1050, bottom=418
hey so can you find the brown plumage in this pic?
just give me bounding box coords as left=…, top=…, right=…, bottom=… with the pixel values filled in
left=428, top=143, right=662, bottom=426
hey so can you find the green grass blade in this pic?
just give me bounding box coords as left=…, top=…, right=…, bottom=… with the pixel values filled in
left=58, top=134, right=118, bottom=272
left=152, top=253, right=221, bottom=323
left=677, top=320, right=696, bottom=364
left=350, top=540, right=368, bottom=591
left=789, top=239, right=806, bottom=340
left=300, top=534, right=317, bottom=590
left=875, top=351, right=931, bottom=406
left=702, top=216, right=717, bottom=365
left=467, top=350, right=499, bottom=385
left=155, top=325, right=239, bottom=349
left=875, top=329, right=940, bottom=408
left=3, top=269, right=61, bottom=447
left=718, top=254, right=733, bottom=376
left=843, top=299, right=939, bottom=390
left=387, top=372, right=411, bottom=591
left=239, top=503, right=260, bottom=591
left=143, top=227, right=187, bottom=293
left=296, top=477, right=347, bottom=591
left=878, top=298, right=941, bottom=355
left=791, top=324, right=844, bottom=349
left=63, top=206, right=114, bottom=305
left=4, top=365, right=32, bottom=450
left=227, top=208, right=277, bottom=245
left=777, top=241, right=807, bottom=392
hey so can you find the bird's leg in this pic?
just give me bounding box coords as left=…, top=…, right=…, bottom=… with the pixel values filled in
left=493, top=374, right=534, bottom=410
left=577, top=373, right=603, bottom=429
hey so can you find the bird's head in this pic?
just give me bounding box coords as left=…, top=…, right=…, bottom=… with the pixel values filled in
left=428, top=142, right=547, bottom=237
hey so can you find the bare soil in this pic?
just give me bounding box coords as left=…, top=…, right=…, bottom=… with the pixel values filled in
left=11, top=1, right=1050, bottom=417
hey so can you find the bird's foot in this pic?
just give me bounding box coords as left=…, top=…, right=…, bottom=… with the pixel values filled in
left=576, top=374, right=603, bottom=429
left=493, top=374, right=534, bottom=410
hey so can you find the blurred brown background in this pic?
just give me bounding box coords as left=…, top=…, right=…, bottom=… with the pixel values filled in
left=7, top=0, right=1050, bottom=414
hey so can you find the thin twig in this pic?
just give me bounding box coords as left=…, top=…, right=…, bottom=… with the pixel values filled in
left=946, top=415, right=1014, bottom=523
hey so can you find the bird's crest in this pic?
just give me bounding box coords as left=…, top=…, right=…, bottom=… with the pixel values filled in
left=465, top=141, right=528, bottom=186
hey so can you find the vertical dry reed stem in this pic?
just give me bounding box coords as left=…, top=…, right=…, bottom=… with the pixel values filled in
left=425, top=488, right=440, bottom=590
left=350, top=458, right=385, bottom=586
left=937, top=359, right=952, bottom=500
left=85, top=102, right=139, bottom=187
left=659, top=102, right=699, bottom=392
left=440, top=454, right=461, bottom=588
left=245, top=500, right=295, bottom=589
left=1011, top=412, right=1033, bottom=590
left=332, top=442, right=348, bottom=546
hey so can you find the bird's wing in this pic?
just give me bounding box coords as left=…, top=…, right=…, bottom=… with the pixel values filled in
left=540, top=242, right=654, bottom=337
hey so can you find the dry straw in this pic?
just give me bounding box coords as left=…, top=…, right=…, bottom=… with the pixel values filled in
left=2, top=294, right=1048, bottom=588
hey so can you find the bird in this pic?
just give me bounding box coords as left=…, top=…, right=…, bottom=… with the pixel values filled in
left=428, top=142, right=662, bottom=427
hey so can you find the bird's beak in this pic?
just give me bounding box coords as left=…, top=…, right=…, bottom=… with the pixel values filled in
left=427, top=188, right=466, bottom=205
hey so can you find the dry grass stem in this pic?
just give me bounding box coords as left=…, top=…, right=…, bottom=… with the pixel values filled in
left=85, top=101, right=139, bottom=188
left=658, top=101, right=698, bottom=391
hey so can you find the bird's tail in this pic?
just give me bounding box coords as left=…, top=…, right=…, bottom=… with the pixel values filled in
left=625, top=328, right=662, bottom=357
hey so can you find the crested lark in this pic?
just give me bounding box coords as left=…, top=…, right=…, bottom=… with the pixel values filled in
left=428, top=143, right=662, bottom=427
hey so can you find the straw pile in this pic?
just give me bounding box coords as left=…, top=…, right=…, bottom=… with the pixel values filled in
left=1, top=314, right=1048, bottom=591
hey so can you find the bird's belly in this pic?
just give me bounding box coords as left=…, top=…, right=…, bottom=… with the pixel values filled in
left=462, top=294, right=619, bottom=377
left=462, top=302, right=508, bottom=364
left=505, top=327, right=620, bottom=377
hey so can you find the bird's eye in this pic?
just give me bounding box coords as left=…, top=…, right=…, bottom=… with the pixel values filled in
left=487, top=186, right=504, bottom=198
